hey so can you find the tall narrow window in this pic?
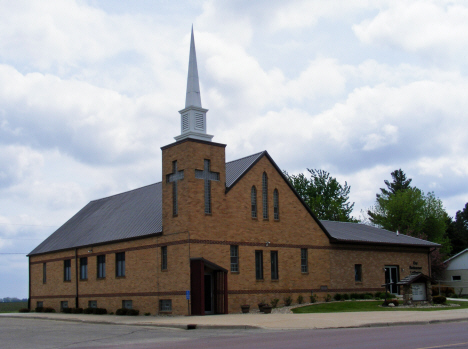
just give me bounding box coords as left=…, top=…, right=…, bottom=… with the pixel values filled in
left=255, top=250, right=263, bottom=280
left=262, top=172, right=268, bottom=219
left=97, top=255, right=106, bottom=278
left=301, top=248, right=308, bottom=273
left=80, top=257, right=88, bottom=280
left=43, top=263, right=47, bottom=284
left=195, top=159, right=219, bottom=214
left=167, top=160, right=184, bottom=216
left=64, top=259, right=71, bottom=281
left=271, top=251, right=278, bottom=280
left=161, top=246, right=168, bottom=270
left=116, top=252, right=125, bottom=277
left=273, top=189, right=279, bottom=220
left=355, top=264, right=362, bottom=282
left=230, top=245, right=239, bottom=272
left=251, top=186, right=257, bottom=218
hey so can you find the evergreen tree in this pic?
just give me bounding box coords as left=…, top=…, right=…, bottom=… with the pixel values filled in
left=447, top=203, right=468, bottom=255
left=377, top=169, right=412, bottom=198
left=284, top=169, right=357, bottom=222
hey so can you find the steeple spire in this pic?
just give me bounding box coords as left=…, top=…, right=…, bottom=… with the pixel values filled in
left=185, top=26, right=202, bottom=108
left=175, top=27, right=213, bottom=142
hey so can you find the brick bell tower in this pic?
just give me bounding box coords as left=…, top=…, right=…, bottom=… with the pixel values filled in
left=161, top=27, right=226, bottom=237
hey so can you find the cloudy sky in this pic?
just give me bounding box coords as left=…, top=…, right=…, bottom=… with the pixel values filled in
left=1, top=0, right=467, bottom=298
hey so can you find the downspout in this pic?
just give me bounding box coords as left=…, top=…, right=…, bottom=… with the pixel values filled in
left=428, top=247, right=437, bottom=278
left=75, top=248, right=79, bottom=308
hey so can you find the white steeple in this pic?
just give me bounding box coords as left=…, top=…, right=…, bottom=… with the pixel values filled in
left=175, top=26, right=213, bottom=142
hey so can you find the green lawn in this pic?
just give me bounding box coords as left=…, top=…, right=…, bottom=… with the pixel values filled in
left=0, top=302, right=28, bottom=313
left=291, top=300, right=468, bottom=313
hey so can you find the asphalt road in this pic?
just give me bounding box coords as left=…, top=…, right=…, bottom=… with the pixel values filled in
left=2, top=317, right=468, bottom=349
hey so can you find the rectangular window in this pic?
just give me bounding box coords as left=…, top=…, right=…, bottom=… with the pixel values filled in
left=88, top=300, right=97, bottom=308
left=60, top=301, right=68, bottom=311
left=116, top=252, right=125, bottom=277
left=122, top=300, right=132, bottom=309
left=36, top=301, right=43, bottom=308
left=159, top=299, right=172, bottom=312
left=355, top=264, right=362, bottom=282
left=301, top=248, right=308, bottom=273
left=43, top=263, right=47, bottom=283
left=230, top=245, right=239, bottom=272
left=80, top=257, right=88, bottom=280
left=97, top=255, right=106, bottom=278
left=64, top=259, right=71, bottom=281
left=161, top=246, right=167, bottom=270
left=452, top=275, right=461, bottom=281
left=271, top=251, right=278, bottom=280
left=255, top=250, right=263, bottom=280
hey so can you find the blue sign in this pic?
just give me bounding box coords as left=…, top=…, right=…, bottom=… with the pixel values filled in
left=186, top=290, right=190, bottom=300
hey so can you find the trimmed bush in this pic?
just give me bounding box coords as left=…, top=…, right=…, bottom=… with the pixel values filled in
left=72, top=308, right=83, bottom=314
left=283, top=296, right=292, bottom=306
left=127, top=309, right=139, bottom=316
left=350, top=293, right=360, bottom=300
left=297, top=295, right=304, bottom=304
left=62, top=307, right=73, bottom=313
left=432, top=287, right=454, bottom=297
left=342, top=293, right=349, bottom=301
left=364, top=294, right=373, bottom=300
left=144, top=312, right=151, bottom=316
left=433, top=295, right=446, bottom=304
left=309, top=294, right=317, bottom=303
left=43, top=307, right=55, bottom=313
left=19, top=308, right=30, bottom=313
left=35, top=307, right=44, bottom=313
left=333, top=293, right=342, bottom=301
left=83, top=307, right=94, bottom=314
left=116, top=308, right=128, bottom=316
left=94, top=308, right=107, bottom=315
left=325, top=294, right=332, bottom=302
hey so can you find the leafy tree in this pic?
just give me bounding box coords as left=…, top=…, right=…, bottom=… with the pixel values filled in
left=447, top=203, right=468, bottom=255
left=284, top=169, right=357, bottom=222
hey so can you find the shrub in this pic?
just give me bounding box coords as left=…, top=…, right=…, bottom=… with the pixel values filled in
left=144, top=312, right=151, bottom=316
left=309, top=294, right=317, bottom=303
left=43, top=307, right=55, bottom=313
left=342, top=293, right=349, bottom=301
left=83, top=307, right=94, bottom=314
left=283, top=296, right=292, bottom=306
left=374, top=292, right=382, bottom=298
left=94, top=308, right=107, bottom=315
left=333, top=293, right=342, bottom=301
left=271, top=298, right=280, bottom=308
left=364, top=294, right=373, bottom=300
left=116, top=308, right=128, bottom=316
left=432, top=287, right=454, bottom=297
left=350, top=293, right=360, bottom=300
left=127, top=309, right=139, bottom=316
left=325, top=294, right=332, bottom=302
left=62, top=307, right=73, bottom=313
left=433, top=295, right=446, bottom=304
left=19, top=308, right=30, bottom=313
left=35, top=307, right=44, bottom=313
left=297, top=295, right=304, bottom=304
left=72, top=308, right=83, bottom=314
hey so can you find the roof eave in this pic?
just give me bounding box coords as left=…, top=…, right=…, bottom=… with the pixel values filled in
left=330, top=239, right=440, bottom=249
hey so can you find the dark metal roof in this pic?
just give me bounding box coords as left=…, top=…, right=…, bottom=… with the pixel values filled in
left=321, top=220, right=439, bottom=247
left=225, top=151, right=265, bottom=188
left=397, top=272, right=432, bottom=285
left=29, top=183, right=163, bottom=256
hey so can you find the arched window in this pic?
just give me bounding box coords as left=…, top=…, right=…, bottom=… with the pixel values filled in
left=262, top=172, right=268, bottom=219
left=251, top=186, right=257, bottom=218
left=273, top=189, right=279, bottom=220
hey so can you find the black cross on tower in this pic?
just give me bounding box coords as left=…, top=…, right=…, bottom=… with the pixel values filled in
left=195, top=159, right=219, bottom=214
left=166, top=161, right=184, bottom=216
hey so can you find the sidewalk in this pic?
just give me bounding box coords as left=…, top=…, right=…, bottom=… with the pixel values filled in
left=2, top=307, right=468, bottom=330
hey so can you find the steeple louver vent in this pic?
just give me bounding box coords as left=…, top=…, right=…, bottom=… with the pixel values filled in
left=182, top=114, right=189, bottom=132
left=195, top=113, right=204, bottom=130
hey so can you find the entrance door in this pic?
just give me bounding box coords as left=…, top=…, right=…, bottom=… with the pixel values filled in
left=204, top=274, right=213, bottom=314
left=385, top=266, right=399, bottom=294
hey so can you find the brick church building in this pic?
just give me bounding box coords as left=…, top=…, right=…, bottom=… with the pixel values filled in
left=28, top=29, right=438, bottom=315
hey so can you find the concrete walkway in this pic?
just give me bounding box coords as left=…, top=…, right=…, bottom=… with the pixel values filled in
left=2, top=307, right=468, bottom=330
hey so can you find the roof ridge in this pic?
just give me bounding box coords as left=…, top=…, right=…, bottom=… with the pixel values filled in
left=90, top=182, right=162, bottom=203
left=226, top=151, right=265, bottom=165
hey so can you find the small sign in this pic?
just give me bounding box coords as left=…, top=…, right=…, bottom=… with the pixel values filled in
left=186, top=290, right=190, bottom=300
